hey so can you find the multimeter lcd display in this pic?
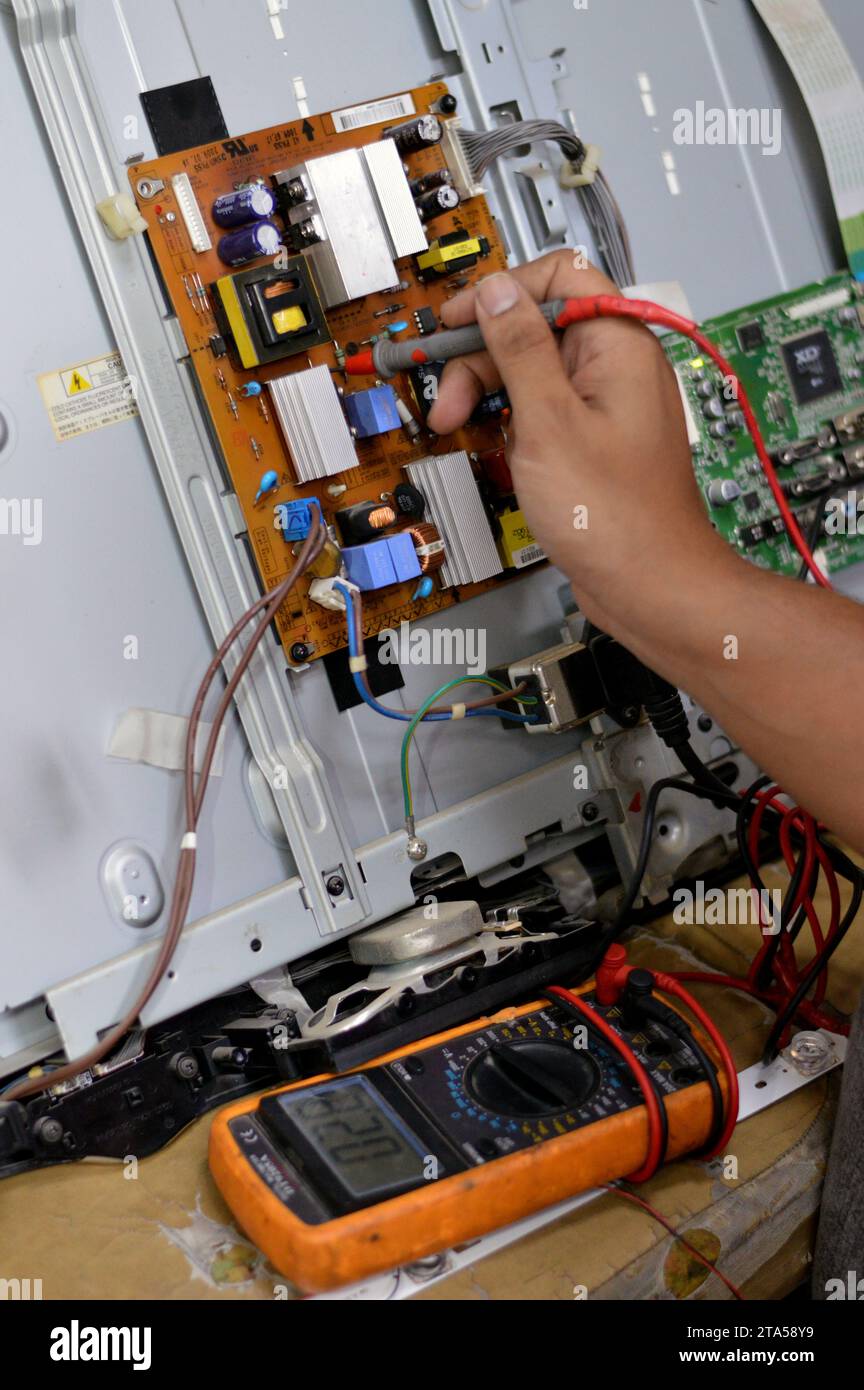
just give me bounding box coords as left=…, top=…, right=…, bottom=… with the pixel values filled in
left=274, top=1077, right=427, bottom=1201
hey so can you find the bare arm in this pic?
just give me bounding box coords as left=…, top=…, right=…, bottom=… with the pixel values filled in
left=428, top=251, right=864, bottom=849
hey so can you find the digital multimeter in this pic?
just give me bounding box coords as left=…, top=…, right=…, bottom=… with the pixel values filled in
left=209, top=991, right=723, bottom=1292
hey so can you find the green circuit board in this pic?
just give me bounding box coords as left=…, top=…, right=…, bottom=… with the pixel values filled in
left=662, top=272, right=864, bottom=577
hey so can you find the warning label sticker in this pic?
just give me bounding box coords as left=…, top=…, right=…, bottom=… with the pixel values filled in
left=38, top=351, right=138, bottom=442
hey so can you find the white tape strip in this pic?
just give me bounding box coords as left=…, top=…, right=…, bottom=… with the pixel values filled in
left=106, top=708, right=226, bottom=776
left=180, top=832, right=197, bottom=851
left=450, top=702, right=467, bottom=720
left=349, top=655, right=368, bottom=673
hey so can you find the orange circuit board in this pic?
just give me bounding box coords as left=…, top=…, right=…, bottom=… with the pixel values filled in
left=129, top=84, right=540, bottom=666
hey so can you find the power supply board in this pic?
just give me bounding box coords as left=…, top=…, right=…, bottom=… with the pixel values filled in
left=128, top=84, right=537, bottom=668
left=663, top=273, right=864, bottom=578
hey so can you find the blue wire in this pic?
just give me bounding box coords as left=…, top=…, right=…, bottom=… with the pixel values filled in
left=334, top=582, right=538, bottom=725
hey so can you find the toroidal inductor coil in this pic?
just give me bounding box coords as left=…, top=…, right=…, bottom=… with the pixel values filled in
left=407, top=522, right=446, bottom=573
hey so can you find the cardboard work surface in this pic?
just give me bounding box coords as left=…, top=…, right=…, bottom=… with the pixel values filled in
left=1, top=857, right=860, bottom=1302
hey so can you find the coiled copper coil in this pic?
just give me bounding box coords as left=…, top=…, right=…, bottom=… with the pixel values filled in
left=368, top=505, right=396, bottom=531
left=407, top=522, right=445, bottom=573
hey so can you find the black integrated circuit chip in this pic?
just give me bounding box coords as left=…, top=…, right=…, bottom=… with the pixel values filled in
left=781, top=330, right=843, bottom=405
left=737, top=321, right=765, bottom=352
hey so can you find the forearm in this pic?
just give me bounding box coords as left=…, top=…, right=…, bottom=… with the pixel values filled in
left=574, top=542, right=864, bottom=852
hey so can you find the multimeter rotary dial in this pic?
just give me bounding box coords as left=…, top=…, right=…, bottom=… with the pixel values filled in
left=464, top=1040, right=602, bottom=1118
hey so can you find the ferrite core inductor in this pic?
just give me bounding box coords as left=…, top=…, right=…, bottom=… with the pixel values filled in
left=368, top=505, right=397, bottom=531
left=407, top=522, right=445, bottom=572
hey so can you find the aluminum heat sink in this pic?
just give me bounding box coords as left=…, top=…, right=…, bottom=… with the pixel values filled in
left=268, top=364, right=358, bottom=483
left=403, top=451, right=503, bottom=586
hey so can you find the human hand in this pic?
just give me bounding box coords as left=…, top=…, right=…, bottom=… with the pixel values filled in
left=427, top=250, right=736, bottom=632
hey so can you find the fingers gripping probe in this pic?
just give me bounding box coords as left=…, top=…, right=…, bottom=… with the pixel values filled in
left=344, top=299, right=569, bottom=377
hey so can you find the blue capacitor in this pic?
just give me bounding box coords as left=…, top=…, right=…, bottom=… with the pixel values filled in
left=343, top=385, right=401, bottom=439
left=342, top=535, right=421, bottom=591
left=412, top=576, right=434, bottom=601
left=386, top=531, right=422, bottom=582
left=386, top=321, right=409, bottom=335
left=254, top=469, right=279, bottom=502
left=240, top=381, right=262, bottom=397
left=217, top=220, right=282, bottom=267
left=212, top=186, right=276, bottom=227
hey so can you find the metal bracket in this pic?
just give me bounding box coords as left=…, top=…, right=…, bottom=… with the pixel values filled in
left=12, top=0, right=370, bottom=942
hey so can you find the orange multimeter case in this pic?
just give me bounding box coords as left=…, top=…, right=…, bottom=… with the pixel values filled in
left=208, top=985, right=725, bottom=1293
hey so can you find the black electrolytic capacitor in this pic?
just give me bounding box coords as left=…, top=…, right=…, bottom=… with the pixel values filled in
left=415, top=185, right=461, bottom=223
left=382, top=114, right=442, bottom=154
left=410, top=168, right=454, bottom=197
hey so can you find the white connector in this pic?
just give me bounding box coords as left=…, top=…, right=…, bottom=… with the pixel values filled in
left=308, top=576, right=357, bottom=612
left=439, top=118, right=485, bottom=201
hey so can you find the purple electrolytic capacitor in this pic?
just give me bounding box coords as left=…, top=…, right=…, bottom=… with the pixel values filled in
left=212, top=185, right=276, bottom=227
left=217, top=220, right=282, bottom=267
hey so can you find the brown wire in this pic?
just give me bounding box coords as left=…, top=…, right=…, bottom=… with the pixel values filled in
left=4, top=523, right=326, bottom=1104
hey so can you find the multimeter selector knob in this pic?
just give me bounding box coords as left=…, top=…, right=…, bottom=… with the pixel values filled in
left=465, top=1041, right=601, bottom=1118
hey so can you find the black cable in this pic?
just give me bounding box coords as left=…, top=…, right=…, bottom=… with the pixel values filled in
left=763, top=865, right=863, bottom=1061
left=544, top=989, right=669, bottom=1164
left=636, top=998, right=725, bottom=1157
left=796, top=496, right=832, bottom=582
left=673, top=738, right=736, bottom=801
left=685, top=1032, right=726, bottom=1155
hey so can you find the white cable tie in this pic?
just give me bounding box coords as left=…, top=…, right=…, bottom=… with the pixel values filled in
left=181, top=831, right=197, bottom=851
left=450, top=702, right=467, bottom=720
left=559, top=143, right=602, bottom=189
left=349, top=655, right=368, bottom=673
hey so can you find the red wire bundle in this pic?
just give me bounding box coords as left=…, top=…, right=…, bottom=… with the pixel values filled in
left=672, top=785, right=847, bottom=1040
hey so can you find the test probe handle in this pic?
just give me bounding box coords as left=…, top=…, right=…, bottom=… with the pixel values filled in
left=344, top=298, right=569, bottom=377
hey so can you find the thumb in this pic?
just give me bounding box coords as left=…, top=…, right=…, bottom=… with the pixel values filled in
left=474, top=272, right=576, bottom=419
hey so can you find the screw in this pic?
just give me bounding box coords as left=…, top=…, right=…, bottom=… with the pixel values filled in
left=290, top=642, right=312, bottom=663
left=34, top=1117, right=64, bottom=1147
left=438, top=94, right=458, bottom=114
left=697, top=714, right=713, bottom=732
left=170, top=1052, right=200, bottom=1081
left=406, top=836, right=428, bottom=861
left=326, top=874, right=345, bottom=897
left=581, top=801, right=599, bottom=823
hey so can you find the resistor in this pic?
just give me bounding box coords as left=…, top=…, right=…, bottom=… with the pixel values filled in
left=395, top=395, right=422, bottom=440
left=227, top=393, right=238, bottom=419
left=258, top=397, right=270, bottom=423
left=382, top=281, right=410, bottom=294
left=182, top=274, right=200, bottom=315
left=192, top=272, right=210, bottom=314
left=215, top=369, right=227, bottom=390
left=373, top=304, right=406, bottom=317
left=250, top=437, right=263, bottom=460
